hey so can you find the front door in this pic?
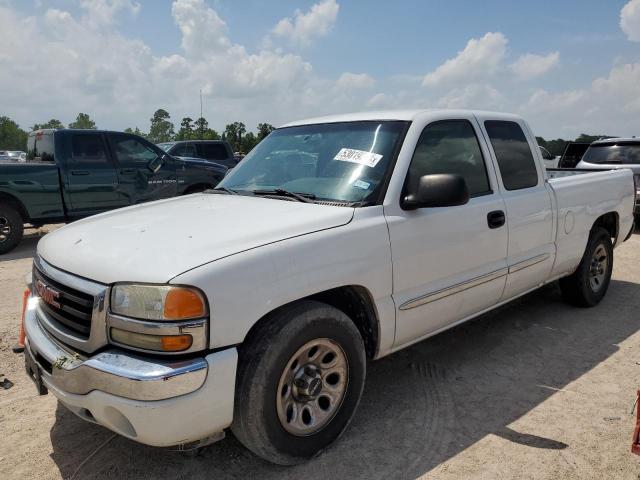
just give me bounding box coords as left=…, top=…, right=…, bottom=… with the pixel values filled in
left=107, top=133, right=178, bottom=204
left=386, top=117, right=509, bottom=348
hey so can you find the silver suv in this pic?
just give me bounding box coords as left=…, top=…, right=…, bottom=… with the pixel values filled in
left=577, top=138, right=640, bottom=217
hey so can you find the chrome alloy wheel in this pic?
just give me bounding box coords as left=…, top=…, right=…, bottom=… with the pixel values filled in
left=589, top=243, right=608, bottom=292
left=0, top=216, right=10, bottom=243
left=276, top=338, right=348, bottom=436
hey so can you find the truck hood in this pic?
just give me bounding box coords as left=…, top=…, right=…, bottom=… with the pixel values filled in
left=38, top=194, right=354, bottom=284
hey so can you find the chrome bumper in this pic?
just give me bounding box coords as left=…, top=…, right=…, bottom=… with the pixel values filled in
left=24, top=302, right=208, bottom=401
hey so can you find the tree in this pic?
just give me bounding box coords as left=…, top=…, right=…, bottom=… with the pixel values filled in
left=0, top=116, right=28, bottom=150
left=147, top=109, right=174, bottom=143
left=257, top=122, right=275, bottom=141
left=224, top=121, right=246, bottom=151
left=177, top=117, right=194, bottom=140
left=32, top=119, right=65, bottom=130
left=124, top=127, right=147, bottom=138
left=194, top=117, right=208, bottom=140
left=240, top=131, right=257, bottom=153
left=68, top=113, right=97, bottom=129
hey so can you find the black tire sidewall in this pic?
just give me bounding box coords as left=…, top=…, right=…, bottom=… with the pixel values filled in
left=577, top=228, right=613, bottom=305
left=233, top=302, right=366, bottom=463
left=0, top=205, right=24, bottom=254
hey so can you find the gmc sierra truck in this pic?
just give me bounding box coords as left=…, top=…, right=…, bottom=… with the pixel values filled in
left=23, top=110, right=635, bottom=465
left=0, top=129, right=227, bottom=253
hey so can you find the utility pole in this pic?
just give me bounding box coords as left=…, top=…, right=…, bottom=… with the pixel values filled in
left=199, top=89, right=203, bottom=140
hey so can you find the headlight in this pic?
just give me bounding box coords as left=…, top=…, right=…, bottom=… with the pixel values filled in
left=111, top=284, right=207, bottom=321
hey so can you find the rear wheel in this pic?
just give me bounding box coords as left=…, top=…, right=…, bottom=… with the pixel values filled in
left=0, top=204, right=24, bottom=254
left=559, top=227, right=613, bottom=307
left=231, top=300, right=366, bottom=465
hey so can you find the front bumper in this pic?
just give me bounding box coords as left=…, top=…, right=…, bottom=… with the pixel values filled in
left=24, top=301, right=238, bottom=447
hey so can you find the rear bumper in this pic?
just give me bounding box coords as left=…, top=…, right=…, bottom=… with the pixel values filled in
left=24, top=300, right=238, bottom=447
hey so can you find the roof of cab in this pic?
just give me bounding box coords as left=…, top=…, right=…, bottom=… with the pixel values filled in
left=279, top=109, right=524, bottom=128
left=591, top=137, right=640, bottom=145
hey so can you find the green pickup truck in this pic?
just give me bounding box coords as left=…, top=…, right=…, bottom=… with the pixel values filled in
left=0, top=129, right=228, bottom=253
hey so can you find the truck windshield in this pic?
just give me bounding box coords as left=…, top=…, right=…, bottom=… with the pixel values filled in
left=582, top=143, right=640, bottom=164
left=218, top=121, right=408, bottom=203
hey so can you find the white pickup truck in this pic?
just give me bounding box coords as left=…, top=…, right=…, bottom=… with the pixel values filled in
left=23, top=110, right=635, bottom=465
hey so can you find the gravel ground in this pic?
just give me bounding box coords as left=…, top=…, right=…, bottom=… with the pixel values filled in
left=1, top=226, right=640, bottom=479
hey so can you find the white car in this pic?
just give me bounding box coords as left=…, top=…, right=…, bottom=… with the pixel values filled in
left=576, top=138, right=640, bottom=217
left=23, top=110, right=635, bottom=465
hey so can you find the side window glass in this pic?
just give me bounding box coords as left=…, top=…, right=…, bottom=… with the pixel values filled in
left=201, top=143, right=228, bottom=160
left=407, top=120, right=491, bottom=197
left=71, top=134, right=109, bottom=165
left=173, top=143, right=196, bottom=157
left=484, top=120, right=539, bottom=190
left=110, top=134, right=158, bottom=166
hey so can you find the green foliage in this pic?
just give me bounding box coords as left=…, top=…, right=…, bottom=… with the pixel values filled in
left=68, top=113, right=97, bottom=129
left=32, top=119, right=65, bottom=130
left=0, top=116, right=28, bottom=150
left=537, top=133, right=618, bottom=157
left=224, top=121, right=246, bottom=152
left=257, top=123, right=275, bottom=141
left=147, top=109, right=174, bottom=143
left=176, top=117, right=194, bottom=140
left=240, top=132, right=256, bottom=153
left=124, top=127, right=147, bottom=138
left=575, top=133, right=616, bottom=143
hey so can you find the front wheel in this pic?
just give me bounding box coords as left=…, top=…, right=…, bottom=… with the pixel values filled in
left=0, top=204, right=24, bottom=254
left=231, top=300, right=366, bottom=465
left=559, top=227, right=613, bottom=307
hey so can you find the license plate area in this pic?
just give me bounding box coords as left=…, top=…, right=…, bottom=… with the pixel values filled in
left=24, top=347, right=48, bottom=395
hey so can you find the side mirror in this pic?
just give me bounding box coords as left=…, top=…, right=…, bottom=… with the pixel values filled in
left=148, top=155, right=165, bottom=173
left=402, top=173, right=470, bottom=210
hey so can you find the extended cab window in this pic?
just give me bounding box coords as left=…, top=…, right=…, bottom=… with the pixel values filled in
left=199, top=143, right=228, bottom=160
left=407, top=120, right=491, bottom=197
left=171, top=143, right=197, bottom=157
left=71, top=134, right=109, bottom=165
left=110, top=134, right=159, bottom=166
left=484, top=120, right=538, bottom=190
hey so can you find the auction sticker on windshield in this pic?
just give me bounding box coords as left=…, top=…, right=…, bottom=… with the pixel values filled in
left=334, top=148, right=383, bottom=168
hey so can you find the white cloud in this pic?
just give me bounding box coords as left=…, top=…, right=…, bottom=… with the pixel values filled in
left=510, top=51, right=559, bottom=79
left=621, top=0, right=640, bottom=41
left=80, top=0, right=140, bottom=27
left=423, top=32, right=507, bottom=87
left=436, top=84, right=505, bottom=110
left=336, top=72, right=375, bottom=90
left=270, top=0, right=339, bottom=48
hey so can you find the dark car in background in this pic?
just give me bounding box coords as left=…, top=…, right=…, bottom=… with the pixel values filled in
left=158, top=140, right=237, bottom=169
left=0, top=129, right=227, bottom=253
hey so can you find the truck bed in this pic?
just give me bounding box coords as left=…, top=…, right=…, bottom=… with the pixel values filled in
left=546, top=167, right=635, bottom=278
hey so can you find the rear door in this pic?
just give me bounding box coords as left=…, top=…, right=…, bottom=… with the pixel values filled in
left=64, top=132, right=121, bottom=215
left=197, top=142, right=234, bottom=168
left=477, top=116, right=555, bottom=300
left=107, top=133, right=178, bottom=204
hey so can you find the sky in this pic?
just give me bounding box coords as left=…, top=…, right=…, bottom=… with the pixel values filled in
left=0, top=0, right=639, bottom=139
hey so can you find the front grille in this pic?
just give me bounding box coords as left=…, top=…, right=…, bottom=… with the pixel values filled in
left=33, top=267, right=94, bottom=339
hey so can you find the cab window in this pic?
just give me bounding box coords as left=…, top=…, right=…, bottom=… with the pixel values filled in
left=407, top=120, right=491, bottom=197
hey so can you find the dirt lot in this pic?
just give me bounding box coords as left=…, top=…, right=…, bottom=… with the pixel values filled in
left=1, top=226, right=640, bottom=479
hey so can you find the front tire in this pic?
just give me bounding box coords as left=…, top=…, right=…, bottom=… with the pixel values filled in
left=559, top=227, right=613, bottom=307
left=0, top=204, right=24, bottom=254
left=231, top=300, right=366, bottom=465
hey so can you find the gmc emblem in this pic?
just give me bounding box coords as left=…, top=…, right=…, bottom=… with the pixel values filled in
left=36, top=279, right=61, bottom=309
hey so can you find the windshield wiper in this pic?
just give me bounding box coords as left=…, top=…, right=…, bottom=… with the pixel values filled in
left=210, top=186, right=239, bottom=195
left=252, top=188, right=316, bottom=203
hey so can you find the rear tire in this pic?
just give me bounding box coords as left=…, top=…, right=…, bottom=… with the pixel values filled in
left=559, top=227, right=613, bottom=307
left=231, top=300, right=366, bottom=465
left=0, top=204, right=24, bottom=254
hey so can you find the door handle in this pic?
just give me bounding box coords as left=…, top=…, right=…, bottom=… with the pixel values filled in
left=487, top=210, right=506, bottom=229
left=120, top=168, right=137, bottom=175
left=70, top=170, right=89, bottom=176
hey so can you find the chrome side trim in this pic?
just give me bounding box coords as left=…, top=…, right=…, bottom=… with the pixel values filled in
left=24, top=307, right=208, bottom=401
left=107, top=313, right=208, bottom=355
left=399, top=268, right=508, bottom=311
left=508, top=253, right=550, bottom=274
left=33, top=256, right=109, bottom=354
